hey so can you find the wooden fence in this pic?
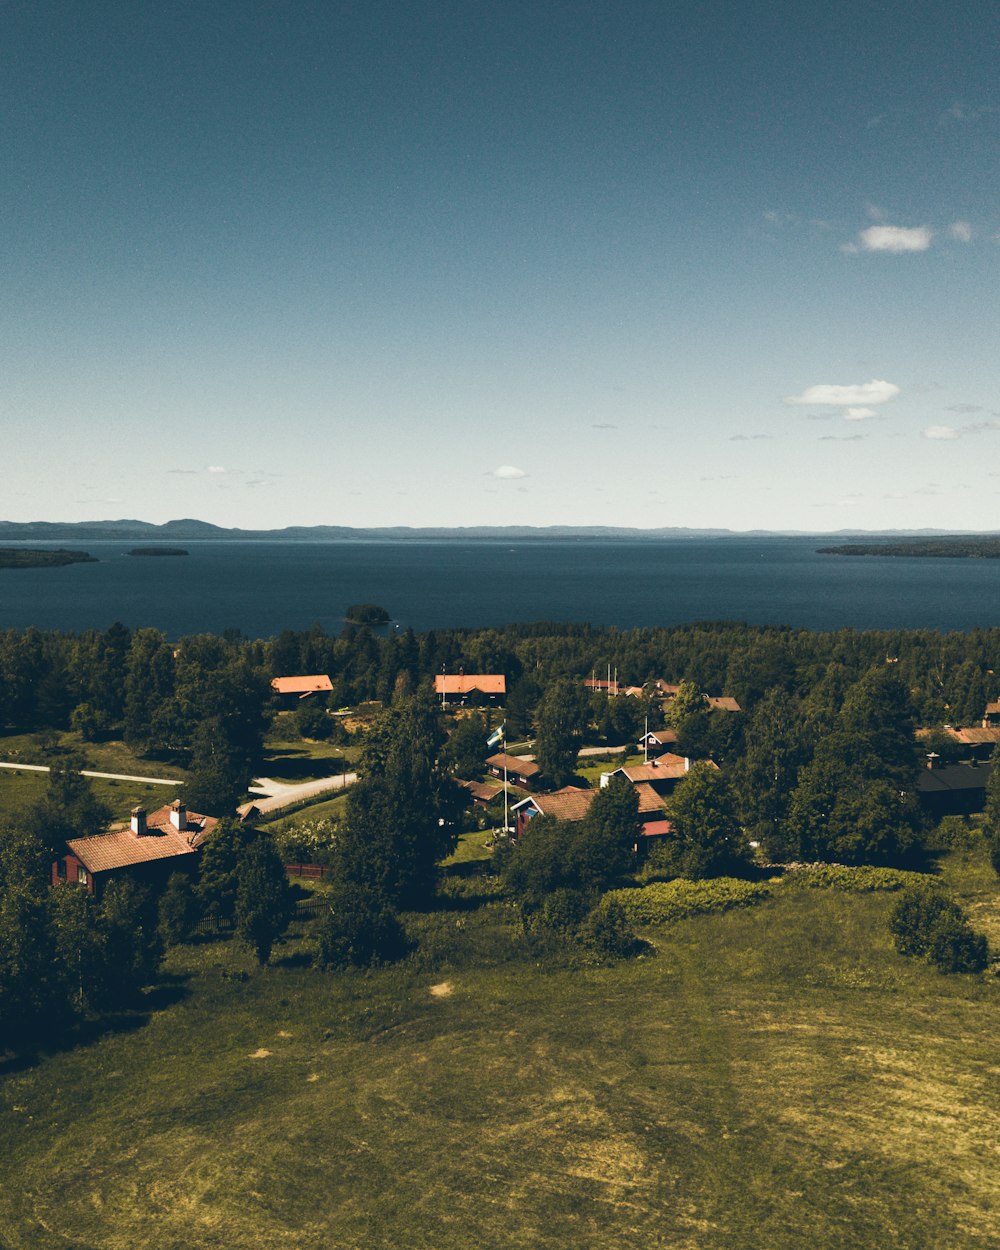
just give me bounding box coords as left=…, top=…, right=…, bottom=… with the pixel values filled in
left=284, top=862, right=329, bottom=880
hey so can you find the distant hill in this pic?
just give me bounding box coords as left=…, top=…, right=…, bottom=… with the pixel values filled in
left=0, top=519, right=995, bottom=543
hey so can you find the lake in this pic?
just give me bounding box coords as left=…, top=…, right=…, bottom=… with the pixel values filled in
left=0, top=538, right=999, bottom=637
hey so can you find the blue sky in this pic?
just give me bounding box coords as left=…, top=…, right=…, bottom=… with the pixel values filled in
left=3, top=1, right=998, bottom=531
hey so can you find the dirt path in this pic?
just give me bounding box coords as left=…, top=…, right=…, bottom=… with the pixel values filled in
left=248, top=772, right=358, bottom=814
left=0, top=760, right=183, bottom=786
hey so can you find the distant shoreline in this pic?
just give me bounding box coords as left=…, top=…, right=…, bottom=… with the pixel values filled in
left=0, top=548, right=96, bottom=569
left=819, top=538, right=1000, bottom=559
left=2, top=518, right=998, bottom=544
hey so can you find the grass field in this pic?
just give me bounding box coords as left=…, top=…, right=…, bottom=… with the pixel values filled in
left=2, top=844, right=1000, bottom=1248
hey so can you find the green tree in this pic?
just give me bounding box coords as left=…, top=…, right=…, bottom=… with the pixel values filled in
left=731, top=690, right=811, bottom=853
left=662, top=763, right=750, bottom=879
left=48, top=882, right=107, bottom=1015
left=185, top=718, right=253, bottom=814
left=123, top=628, right=178, bottom=753
left=196, top=818, right=259, bottom=919
left=158, top=872, right=202, bottom=946
left=984, top=760, right=1000, bottom=878
left=665, top=680, right=706, bottom=729
left=234, top=836, right=295, bottom=965
left=573, top=777, right=639, bottom=893
left=25, top=764, right=112, bottom=858
left=335, top=692, right=463, bottom=909
left=534, top=678, right=589, bottom=787
left=0, top=835, right=64, bottom=1046
left=98, top=880, right=163, bottom=1007
left=442, top=711, right=488, bottom=778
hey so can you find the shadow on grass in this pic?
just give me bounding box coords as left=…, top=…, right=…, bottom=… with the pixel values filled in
left=272, top=950, right=314, bottom=970
left=0, top=972, right=192, bottom=1075
left=261, top=749, right=346, bottom=781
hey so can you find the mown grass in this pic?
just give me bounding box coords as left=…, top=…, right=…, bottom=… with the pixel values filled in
left=0, top=730, right=188, bottom=823
left=2, top=850, right=1000, bottom=1249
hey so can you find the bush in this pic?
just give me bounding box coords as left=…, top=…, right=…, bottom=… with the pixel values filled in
left=317, top=885, right=410, bottom=969
left=579, top=898, right=639, bottom=958
left=294, top=702, right=332, bottom=741
left=538, top=888, right=592, bottom=935
left=889, top=884, right=988, bottom=974
left=786, top=863, right=925, bottom=893
left=929, top=816, right=980, bottom=853
left=606, top=877, right=772, bottom=926
left=927, top=910, right=989, bottom=974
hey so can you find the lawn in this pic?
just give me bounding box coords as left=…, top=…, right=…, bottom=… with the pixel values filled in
left=2, top=851, right=999, bottom=1249
left=0, top=729, right=188, bottom=824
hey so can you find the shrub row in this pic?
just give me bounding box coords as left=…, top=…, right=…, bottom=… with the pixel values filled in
left=606, top=877, right=772, bottom=926
left=783, top=863, right=927, bottom=893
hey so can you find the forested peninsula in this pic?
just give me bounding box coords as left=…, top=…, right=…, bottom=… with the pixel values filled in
left=819, top=537, right=1000, bottom=558
left=0, top=548, right=95, bottom=569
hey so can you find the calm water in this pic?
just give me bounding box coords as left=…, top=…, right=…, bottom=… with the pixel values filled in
left=1, top=538, right=999, bottom=637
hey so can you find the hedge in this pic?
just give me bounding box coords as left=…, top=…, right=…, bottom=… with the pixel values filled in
left=606, top=877, right=772, bottom=926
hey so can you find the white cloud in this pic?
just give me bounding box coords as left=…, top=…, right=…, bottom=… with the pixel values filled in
left=924, top=426, right=960, bottom=440
left=844, top=406, right=876, bottom=421
left=491, top=465, right=528, bottom=480
left=207, top=465, right=227, bottom=474
left=949, top=220, right=973, bottom=242
left=858, top=225, right=933, bottom=253
left=786, top=379, right=901, bottom=407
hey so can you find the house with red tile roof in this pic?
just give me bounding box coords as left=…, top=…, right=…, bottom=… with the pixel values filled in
left=51, top=800, right=218, bottom=898
left=511, top=786, right=596, bottom=837
left=602, top=754, right=717, bottom=797
left=435, top=674, right=506, bottom=706
left=271, top=674, right=333, bottom=700
left=485, top=752, right=539, bottom=789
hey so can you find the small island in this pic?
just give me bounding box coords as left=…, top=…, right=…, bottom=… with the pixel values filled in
left=345, top=602, right=391, bottom=625
left=819, top=537, right=1000, bottom=558
left=0, top=548, right=96, bottom=569
left=127, top=547, right=189, bottom=557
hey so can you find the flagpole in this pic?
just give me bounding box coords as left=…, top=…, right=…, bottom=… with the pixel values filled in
left=503, top=727, right=509, bottom=837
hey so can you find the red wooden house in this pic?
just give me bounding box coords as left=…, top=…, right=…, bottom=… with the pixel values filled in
left=51, top=800, right=218, bottom=898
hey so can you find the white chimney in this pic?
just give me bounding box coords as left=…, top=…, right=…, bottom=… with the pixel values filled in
left=131, top=806, right=147, bottom=836
left=169, top=800, right=187, bottom=831
left=684, top=757, right=691, bottom=771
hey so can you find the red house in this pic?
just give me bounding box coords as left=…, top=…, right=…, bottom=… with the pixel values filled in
left=51, top=800, right=218, bottom=898
left=485, top=752, right=540, bottom=789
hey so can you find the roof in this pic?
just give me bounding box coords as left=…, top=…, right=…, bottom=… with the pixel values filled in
left=486, top=752, right=540, bottom=777
left=985, top=702, right=1000, bottom=715
left=459, top=778, right=504, bottom=803
left=956, top=727, right=1000, bottom=744
left=271, top=675, right=333, bottom=695
left=917, top=763, right=993, bottom=794
left=707, top=696, right=741, bottom=713
left=512, top=786, right=596, bottom=823
left=615, top=754, right=692, bottom=783
left=68, top=804, right=217, bottom=874
left=632, top=782, right=668, bottom=814
left=435, top=674, right=507, bottom=695
left=640, top=728, right=679, bottom=747
left=638, top=819, right=674, bottom=837
left=656, top=681, right=682, bottom=696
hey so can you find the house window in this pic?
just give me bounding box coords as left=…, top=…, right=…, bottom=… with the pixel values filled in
left=56, top=859, right=67, bottom=879
left=77, top=867, right=88, bottom=886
